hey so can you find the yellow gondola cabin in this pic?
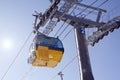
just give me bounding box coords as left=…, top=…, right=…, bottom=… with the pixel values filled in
left=28, top=33, right=64, bottom=68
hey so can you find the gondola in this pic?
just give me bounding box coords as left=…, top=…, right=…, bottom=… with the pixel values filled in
left=28, top=32, right=64, bottom=67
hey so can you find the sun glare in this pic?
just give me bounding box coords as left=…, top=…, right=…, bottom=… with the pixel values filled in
left=2, top=39, right=13, bottom=49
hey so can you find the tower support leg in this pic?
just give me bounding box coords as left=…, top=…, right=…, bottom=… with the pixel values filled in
left=74, top=27, right=94, bottom=80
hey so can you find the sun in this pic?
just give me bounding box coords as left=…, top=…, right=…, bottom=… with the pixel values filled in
left=2, top=39, right=13, bottom=49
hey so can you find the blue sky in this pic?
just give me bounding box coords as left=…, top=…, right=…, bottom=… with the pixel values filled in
left=0, top=0, right=120, bottom=80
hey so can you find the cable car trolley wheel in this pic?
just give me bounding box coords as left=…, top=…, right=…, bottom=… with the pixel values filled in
left=28, top=32, right=64, bottom=68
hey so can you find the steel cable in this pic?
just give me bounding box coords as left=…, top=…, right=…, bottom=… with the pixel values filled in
left=0, top=32, right=32, bottom=80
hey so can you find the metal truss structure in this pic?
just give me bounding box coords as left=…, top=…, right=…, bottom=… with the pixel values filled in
left=32, top=0, right=120, bottom=80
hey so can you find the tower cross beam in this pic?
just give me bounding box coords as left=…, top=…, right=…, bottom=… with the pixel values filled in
left=54, top=10, right=103, bottom=28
